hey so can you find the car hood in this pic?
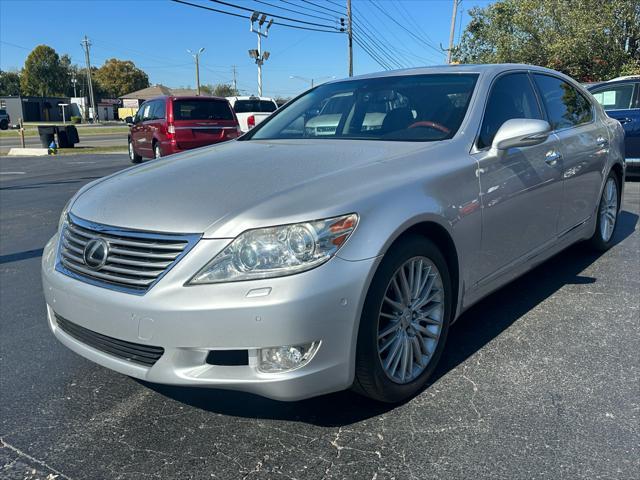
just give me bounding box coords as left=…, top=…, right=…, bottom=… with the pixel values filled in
left=72, top=139, right=445, bottom=237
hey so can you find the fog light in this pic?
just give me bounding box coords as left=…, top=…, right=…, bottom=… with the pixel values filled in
left=258, top=342, right=320, bottom=373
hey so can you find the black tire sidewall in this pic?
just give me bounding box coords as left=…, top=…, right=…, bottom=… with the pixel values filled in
left=355, top=235, right=452, bottom=403
left=591, top=172, right=620, bottom=250
left=0, top=119, right=8, bottom=130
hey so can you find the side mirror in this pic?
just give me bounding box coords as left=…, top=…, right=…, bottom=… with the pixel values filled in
left=492, top=118, right=551, bottom=151
left=124, top=116, right=134, bottom=126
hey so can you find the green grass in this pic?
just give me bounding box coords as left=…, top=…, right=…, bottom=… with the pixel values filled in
left=0, top=126, right=129, bottom=138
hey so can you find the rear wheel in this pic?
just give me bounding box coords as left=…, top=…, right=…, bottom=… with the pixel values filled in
left=0, top=119, right=8, bottom=130
left=588, top=171, right=620, bottom=251
left=128, top=139, right=142, bottom=164
left=354, top=235, right=452, bottom=403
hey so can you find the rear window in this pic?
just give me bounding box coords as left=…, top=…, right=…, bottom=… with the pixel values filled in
left=173, top=100, right=234, bottom=121
left=233, top=100, right=277, bottom=113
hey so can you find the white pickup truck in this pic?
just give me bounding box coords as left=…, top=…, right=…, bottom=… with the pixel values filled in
left=226, top=96, right=278, bottom=133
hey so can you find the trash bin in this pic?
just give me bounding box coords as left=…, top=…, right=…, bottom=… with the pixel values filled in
left=57, top=128, right=71, bottom=148
left=65, top=125, right=79, bottom=145
left=37, top=126, right=55, bottom=148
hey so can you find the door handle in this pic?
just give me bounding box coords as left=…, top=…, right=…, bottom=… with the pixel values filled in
left=617, top=117, right=632, bottom=125
left=545, top=150, right=562, bottom=166
left=596, top=136, right=609, bottom=148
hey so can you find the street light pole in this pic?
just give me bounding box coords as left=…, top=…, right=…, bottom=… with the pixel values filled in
left=249, top=12, right=273, bottom=97
left=187, top=48, right=205, bottom=95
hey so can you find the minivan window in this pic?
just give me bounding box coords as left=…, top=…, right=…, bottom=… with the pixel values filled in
left=233, top=100, right=277, bottom=113
left=248, top=74, right=479, bottom=142
left=174, top=99, right=234, bottom=121
left=591, top=84, right=635, bottom=110
left=533, top=74, right=593, bottom=130
left=478, top=73, right=543, bottom=149
left=151, top=100, right=166, bottom=120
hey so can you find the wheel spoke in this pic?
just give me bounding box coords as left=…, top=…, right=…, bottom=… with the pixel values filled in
left=413, top=323, right=439, bottom=339
left=400, top=336, right=410, bottom=381
left=398, top=266, right=412, bottom=305
left=412, top=259, right=423, bottom=299
left=378, top=321, right=400, bottom=340
left=411, top=336, right=423, bottom=365
left=384, top=296, right=404, bottom=312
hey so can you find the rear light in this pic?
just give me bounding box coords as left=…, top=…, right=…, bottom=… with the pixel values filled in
left=167, top=123, right=175, bottom=140
left=247, top=115, right=255, bottom=129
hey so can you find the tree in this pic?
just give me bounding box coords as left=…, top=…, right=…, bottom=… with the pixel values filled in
left=201, top=83, right=239, bottom=97
left=20, top=45, right=70, bottom=96
left=453, top=0, right=640, bottom=82
left=0, top=70, right=21, bottom=96
left=94, top=58, right=149, bottom=98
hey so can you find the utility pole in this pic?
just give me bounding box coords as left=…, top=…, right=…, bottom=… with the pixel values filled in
left=232, top=65, right=238, bottom=93
left=81, top=35, right=98, bottom=123
left=447, top=0, right=459, bottom=64
left=347, top=0, right=353, bottom=76
left=187, top=48, right=205, bottom=96
left=249, top=12, right=273, bottom=97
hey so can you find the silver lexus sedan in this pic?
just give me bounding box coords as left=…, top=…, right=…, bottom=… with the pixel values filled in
left=42, top=64, right=625, bottom=403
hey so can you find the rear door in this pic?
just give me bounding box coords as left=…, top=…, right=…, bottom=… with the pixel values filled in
left=590, top=81, right=640, bottom=159
left=172, top=98, right=238, bottom=149
left=532, top=74, right=606, bottom=233
left=473, top=72, right=565, bottom=283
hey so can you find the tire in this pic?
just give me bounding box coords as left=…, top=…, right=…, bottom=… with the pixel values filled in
left=153, top=141, right=162, bottom=159
left=0, top=119, right=8, bottom=130
left=128, top=139, right=142, bottom=164
left=354, top=235, right=452, bottom=403
left=588, top=171, right=620, bottom=251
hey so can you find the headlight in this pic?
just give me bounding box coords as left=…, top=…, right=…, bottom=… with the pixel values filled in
left=58, top=198, right=73, bottom=233
left=188, top=213, right=358, bottom=284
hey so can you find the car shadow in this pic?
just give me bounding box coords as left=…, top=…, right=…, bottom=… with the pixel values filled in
left=142, top=210, right=638, bottom=427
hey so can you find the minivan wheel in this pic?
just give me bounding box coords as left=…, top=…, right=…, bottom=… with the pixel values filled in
left=354, top=235, right=452, bottom=403
left=129, top=139, right=142, bottom=164
left=0, top=119, right=8, bottom=130
left=153, top=142, right=161, bottom=159
left=588, top=171, right=620, bottom=251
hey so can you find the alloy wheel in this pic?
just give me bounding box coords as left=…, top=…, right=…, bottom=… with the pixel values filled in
left=377, top=256, right=445, bottom=384
left=599, top=177, right=618, bottom=242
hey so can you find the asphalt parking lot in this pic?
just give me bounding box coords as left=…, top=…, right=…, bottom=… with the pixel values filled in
left=1, top=154, right=638, bottom=480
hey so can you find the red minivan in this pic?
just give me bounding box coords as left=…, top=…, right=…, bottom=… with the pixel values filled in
left=126, top=96, right=241, bottom=163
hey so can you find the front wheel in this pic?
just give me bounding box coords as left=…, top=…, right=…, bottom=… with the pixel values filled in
left=0, top=119, right=8, bottom=130
left=153, top=142, right=162, bottom=159
left=354, top=235, right=452, bottom=403
left=588, top=172, right=620, bottom=251
left=128, top=139, right=142, bottom=164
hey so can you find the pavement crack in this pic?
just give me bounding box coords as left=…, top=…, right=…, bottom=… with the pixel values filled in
left=0, top=437, right=73, bottom=480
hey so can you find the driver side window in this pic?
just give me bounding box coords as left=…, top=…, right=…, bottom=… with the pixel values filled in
left=478, top=73, right=543, bottom=149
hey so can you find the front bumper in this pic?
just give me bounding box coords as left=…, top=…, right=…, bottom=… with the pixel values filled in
left=42, top=234, right=378, bottom=401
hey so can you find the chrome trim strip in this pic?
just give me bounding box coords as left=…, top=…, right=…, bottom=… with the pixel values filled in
left=55, top=213, right=201, bottom=295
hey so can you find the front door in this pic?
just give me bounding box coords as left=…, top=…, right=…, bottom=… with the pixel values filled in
left=473, top=72, right=564, bottom=284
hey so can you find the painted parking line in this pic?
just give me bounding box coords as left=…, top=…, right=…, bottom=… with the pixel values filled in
left=0, top=172, right=26, bottom=175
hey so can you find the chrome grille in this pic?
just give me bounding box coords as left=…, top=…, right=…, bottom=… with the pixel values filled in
left=56, top=213, right=200, bottom=294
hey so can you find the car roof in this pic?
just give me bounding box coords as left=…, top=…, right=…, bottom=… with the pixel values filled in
left=324, top=63, right=575, bottom=83
left=587, top=78, right=640, bottom=90
left=145, top=95, right=228, bottom=102
left=227, top=96, right=276, bottom=101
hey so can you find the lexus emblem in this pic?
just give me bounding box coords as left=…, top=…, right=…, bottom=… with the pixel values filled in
left=83, top=238, right=109, bottom=270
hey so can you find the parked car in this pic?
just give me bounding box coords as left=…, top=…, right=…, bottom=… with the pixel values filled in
left=588, top=76, right=639, bottom=174
left=125, top=96, right=240, bottom=163
left=0, top=109, right=10, bottom=130
left=43, top=64, right=625, bottom=403
left=227, top=95, right=278, bottom=132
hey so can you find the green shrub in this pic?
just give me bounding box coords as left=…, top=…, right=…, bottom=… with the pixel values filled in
left=70, top=116, right=82, bottom=124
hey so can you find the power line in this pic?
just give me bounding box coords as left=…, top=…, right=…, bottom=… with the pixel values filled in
left=171, top=0, right=343, bottom=33
left=352, top=21, right=407, bottom=69
left=391, top=0, right=438, bottom=47
left=325, top=0, right=347, bottom=12
left=253, top=0, right=339, bottom=23
left=300, top=0, right=346, bottom=17
left=280, top=0, right=339, bottom=19
left=369, top=0, right=444, bottom=57
left=208, top=0, right=340, bottom=30
left=352, top=32, right=392, bottom=70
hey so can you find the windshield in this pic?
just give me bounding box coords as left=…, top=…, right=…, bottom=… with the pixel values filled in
left=173, top=99, right=234, bottom=121
left=233, top=100, right=277, bottom=113
left=249, top=74, right=478, bottom=142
